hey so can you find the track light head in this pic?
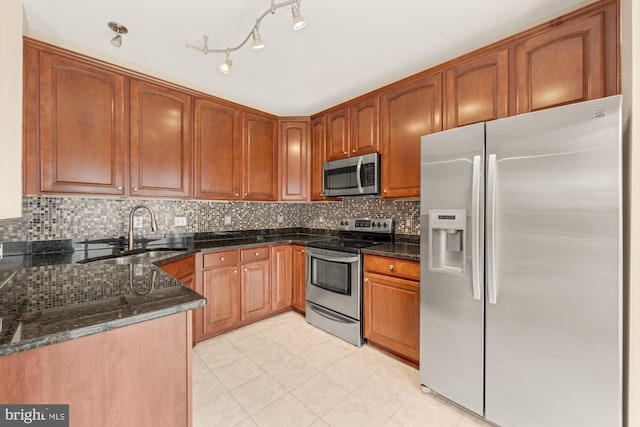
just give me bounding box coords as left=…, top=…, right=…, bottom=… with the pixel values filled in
left=291, top=4, right=306, bottom=31
left=252, top=27, right=265, bottom=50
left=219, top=48, right=232, bottom=74
left=107, top=21, right=128, bottom=48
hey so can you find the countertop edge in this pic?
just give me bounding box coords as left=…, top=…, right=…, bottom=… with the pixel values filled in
left=0, top=298, right=206, bottom=358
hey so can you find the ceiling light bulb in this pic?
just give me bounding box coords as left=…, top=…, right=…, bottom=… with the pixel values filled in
left=111, top=34, right=122, bottom=48
left=291, top=5, right=306, bottom=31
left=218, top=59, right=232, bottom=74
left=252, top=28, right=265, bottom=50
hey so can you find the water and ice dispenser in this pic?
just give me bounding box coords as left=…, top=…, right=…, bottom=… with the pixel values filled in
left=428, top=210, right=466, bottom=276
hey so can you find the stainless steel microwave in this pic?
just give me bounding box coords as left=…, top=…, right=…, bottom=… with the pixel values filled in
left=322, top=152, right=381, bottom=197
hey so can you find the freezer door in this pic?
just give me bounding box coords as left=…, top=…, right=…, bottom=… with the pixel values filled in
left=420, top=122, right=484, bottom=416
left=484, top=96, right=622, bottom=427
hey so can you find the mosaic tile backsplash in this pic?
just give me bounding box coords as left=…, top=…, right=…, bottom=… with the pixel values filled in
left=0, top=196, right=421, bottom=243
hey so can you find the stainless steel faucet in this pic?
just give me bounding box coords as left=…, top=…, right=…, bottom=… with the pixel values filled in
left=128, top=205, right=159, bottom=250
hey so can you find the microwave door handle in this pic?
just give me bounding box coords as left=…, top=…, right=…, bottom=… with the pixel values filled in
left=356, top=156, right=364, bottom=193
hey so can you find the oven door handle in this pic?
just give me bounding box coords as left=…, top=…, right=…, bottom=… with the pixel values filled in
left=309, top=253, right=360, bottom=264
left=309, top=303, right=353, bottom=324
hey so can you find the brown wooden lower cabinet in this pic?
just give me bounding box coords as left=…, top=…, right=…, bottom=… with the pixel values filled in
left=363, top=255, right=420, bottom=364
left=272, top=245, right=293, bottom=311
left=0, top=312, right=193, bottom=427
left=196, top=244, right=307, bottom=341
left=292, top=245, right=306, bottom=312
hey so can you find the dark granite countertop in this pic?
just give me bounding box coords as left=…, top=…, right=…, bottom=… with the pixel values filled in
left=0, top=228, right=419, bottom=356
left=362, top=242, right=421, bottom=262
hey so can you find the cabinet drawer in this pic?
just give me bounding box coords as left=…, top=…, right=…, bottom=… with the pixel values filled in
left=241, top=246, right=270, bottom=263
left=203, top=250, right=238, bottom=268
left=364, top=255, right=420, bottom=281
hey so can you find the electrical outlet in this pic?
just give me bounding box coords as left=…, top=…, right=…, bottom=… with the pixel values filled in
left=223, top=215, right=232, bottom=226
left=405, top=218, right=412, bottom=228
left=174, top=216, right=187, bottom=227
left=133, top=216, right=143, bottom=229
left=277, top=215, right=284, bottom=224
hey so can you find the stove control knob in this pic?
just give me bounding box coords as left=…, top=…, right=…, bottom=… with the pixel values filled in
left=377, top=222, right=382, bottom=227
left=383, top=222, right=388, bottom=228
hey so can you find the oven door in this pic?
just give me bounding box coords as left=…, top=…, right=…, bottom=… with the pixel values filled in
left=305, top=247, right=361, bottom=320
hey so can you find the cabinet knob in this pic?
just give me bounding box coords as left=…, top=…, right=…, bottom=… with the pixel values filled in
left=220, top=256, right=224, bottom=261
left=302, top=194, right=306, bottom=198
left=302, top=250, right=305, bottom=253
left=364, top=278, right=369, bottom=282
left=255, top=252, right=260, bottom=257
left=133, top=187, right=138, bottom=192
left=233, top=269, right=237, bottom=274
left=352, top=149, right=356, bottom=153
left=388, top=264, right=395, bottom=270
left=244, top=268, right=248, bottom=272
left=117, top=186, right=123, bottom=191
left=235, top=192, right=239, bottom=197
left=383, top=189, right=387, bottom=194
left=343, top=151, right=348, bottom=155
left=244, top=192, right=248, bottom=197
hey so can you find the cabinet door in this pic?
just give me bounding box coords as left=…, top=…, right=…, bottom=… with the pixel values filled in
left=130, top=79, right=192, bottom=198
left=350, top=96, right=379, bottom=156
left=38, top=52, right=126, bottom=195
left=363, top=272, right=420, bottom=363
left=243, top=112, right=278, bottom=200
left=202, top=265, right=240, bottom=335
left=444, top=48, right=509, bottom=129
left=194, top=98, right=242, bottom=200
left=292, top=245, right=306, bottom=312
left=514, top=9, right=609, bottom=114
left=241, top=260, right=271, bottom=321
left=380, top=73, right=442, bottom=198
left=310, top=116, right=327, bottom=200
left=279, top=120, right=309, bottom=201
left=271, top=245, right=292, bottom=311
left=326, top=108, right=350, bottom=161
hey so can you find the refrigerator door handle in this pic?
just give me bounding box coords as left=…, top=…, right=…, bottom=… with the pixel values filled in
left=487, top=154, right=497, bottom=304
left=471, top=155, right=482, bottom=301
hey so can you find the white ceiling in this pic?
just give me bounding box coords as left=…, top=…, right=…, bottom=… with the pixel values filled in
left=22, top=0, right=594, bottom=116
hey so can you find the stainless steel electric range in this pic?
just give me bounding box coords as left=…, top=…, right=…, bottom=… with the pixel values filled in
left=305, top=217, right=395, bottom=346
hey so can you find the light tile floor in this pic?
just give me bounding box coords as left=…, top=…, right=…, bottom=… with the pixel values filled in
left=192, top=310, right=494, bottom=427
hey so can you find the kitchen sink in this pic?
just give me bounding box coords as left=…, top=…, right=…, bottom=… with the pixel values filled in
left=77, top=248, right=187, bottom=265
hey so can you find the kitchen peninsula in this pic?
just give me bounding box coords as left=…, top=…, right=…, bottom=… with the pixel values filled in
left=0, top=251, right=206, bottom=427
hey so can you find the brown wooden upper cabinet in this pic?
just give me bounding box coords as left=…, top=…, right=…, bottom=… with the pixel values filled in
left=380, top=73, right=442, bottom=198
left=310, top=116, right=327, bottom=200
left=279, top=119, right=309, bottom=201
left=514, top=4, right=614, bottom=114
left=242, top=112, right=278, bottom=201
left=36, top=50, right=126, bottom=195
left=325, top=107, right=350, bottom=161
left=350, top=96, right=380, bottom=156
left=443, top=48, right=509, bottom=129
left=194, top=98, right=242, bottom=200
left=129, top=79, right=192, bottom=198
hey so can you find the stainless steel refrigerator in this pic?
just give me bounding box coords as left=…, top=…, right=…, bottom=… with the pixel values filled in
left=419, top=95, right=622, bottom=427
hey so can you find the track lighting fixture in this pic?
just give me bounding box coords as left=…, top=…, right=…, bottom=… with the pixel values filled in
left=218, top=49, right=233, bottom=74
left=186, top=0, right=306, bottom=74
left=108, top=21, right=128, bottom=48
left=252, top=25, right=265, bottom=50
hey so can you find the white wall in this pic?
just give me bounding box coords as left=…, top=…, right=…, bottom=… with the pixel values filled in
left=0, top=0, right=23, bottom=219
left=622, top=0, right=639, bottom=425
